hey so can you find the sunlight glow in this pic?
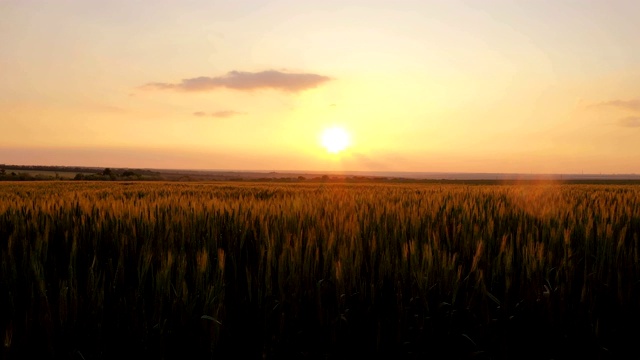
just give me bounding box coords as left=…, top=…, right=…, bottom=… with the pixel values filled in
left=321, top=127, right=351, bottom=154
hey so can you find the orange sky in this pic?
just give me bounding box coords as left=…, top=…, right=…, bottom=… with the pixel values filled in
left=1, top=0, right=639, bottom=173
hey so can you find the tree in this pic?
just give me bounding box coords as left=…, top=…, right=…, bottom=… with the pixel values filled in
left=102, top=168, right=112, bottom=176
left=0, top=168, right=5, bottom=176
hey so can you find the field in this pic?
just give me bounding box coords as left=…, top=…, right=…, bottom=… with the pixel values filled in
left=1, top=181, right=639, bottom=359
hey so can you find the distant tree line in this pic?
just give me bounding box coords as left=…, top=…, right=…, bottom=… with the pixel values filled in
left=0, top=170, right=58, bottom=181
left=0, top=166, right=161, bottom=181
left=73, top=168, right=155, bottom=181
left=1, top=164, right=161, bottom=177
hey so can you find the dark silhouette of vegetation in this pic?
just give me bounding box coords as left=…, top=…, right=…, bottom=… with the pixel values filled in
left=0, top=164, right=161, bottom=179
left=71, top=171, right=149, bottom=181
left=0, top=172, right=58, bottom=181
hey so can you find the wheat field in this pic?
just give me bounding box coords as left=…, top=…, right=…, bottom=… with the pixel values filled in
left=1, top=181, right=639, bottom=359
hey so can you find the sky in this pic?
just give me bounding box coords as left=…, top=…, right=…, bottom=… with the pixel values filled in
left=1, top=0, right=639, bottom=174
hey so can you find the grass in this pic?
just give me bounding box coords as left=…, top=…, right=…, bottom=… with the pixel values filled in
left=1, top=181, right=639, bottom=359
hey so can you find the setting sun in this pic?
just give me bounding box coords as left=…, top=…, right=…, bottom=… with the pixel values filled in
left=320, top=127, right=351, bottom=154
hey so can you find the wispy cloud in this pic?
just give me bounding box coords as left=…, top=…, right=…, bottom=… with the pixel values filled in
left=193, top=110, right=246, bottom=118
left=144, top=70, right=332, bottom=93
left=591, top=99, right=640, bottom=112
left=619, top=116, right=640, bottom=127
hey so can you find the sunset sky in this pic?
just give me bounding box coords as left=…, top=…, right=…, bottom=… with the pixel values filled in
left=1, top=0, right=639, bottom=173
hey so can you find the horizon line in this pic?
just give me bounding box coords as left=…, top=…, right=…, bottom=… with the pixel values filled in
left=2, top=163, right=639, bottom=179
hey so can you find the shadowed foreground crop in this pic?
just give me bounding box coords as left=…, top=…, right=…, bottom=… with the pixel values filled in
left=1, top=182, right=639, bottom=359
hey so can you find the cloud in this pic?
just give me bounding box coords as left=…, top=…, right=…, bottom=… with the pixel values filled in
left=144, top=70, right=332, bottom=93
left=592, top=99, right=640, bottom=112
left=193, top=110, right=246, bottom=118
left=619, top=116, right=640, bottom=127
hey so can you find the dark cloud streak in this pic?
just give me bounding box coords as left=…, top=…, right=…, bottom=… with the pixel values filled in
left=592, top=99, right=640, bottom=112
left=145, top=70, right=332, bottom=93
left=619, top=117, right=640, bottom=127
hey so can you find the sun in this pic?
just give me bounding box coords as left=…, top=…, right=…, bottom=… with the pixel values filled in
left=321, top=127, right=351, bottom=154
